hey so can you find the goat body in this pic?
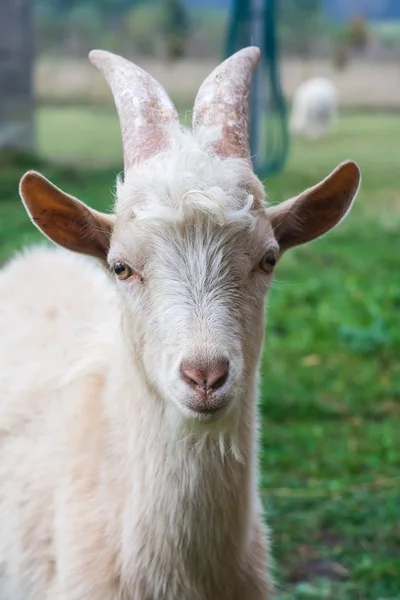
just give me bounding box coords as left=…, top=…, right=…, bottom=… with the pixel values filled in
left=289, top=77, right=338, bottom=139
left=0, top=47, right=360, bottom=600
left=0, top=246, right=270, bottom=600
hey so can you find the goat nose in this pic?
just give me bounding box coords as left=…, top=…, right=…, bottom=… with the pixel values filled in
left=181, top=360, right=229, bottom=393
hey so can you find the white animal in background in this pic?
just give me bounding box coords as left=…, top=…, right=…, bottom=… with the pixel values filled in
left=0, top=46, right=360, bottom=600
left=289, top=77, right=338, bottom=139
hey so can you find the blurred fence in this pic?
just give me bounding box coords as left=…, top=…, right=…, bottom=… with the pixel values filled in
left=32, top=0, right=400, bottom=110
left=2, top=0, right=400, bottom=157
left=35, top=54, right=400, bottom=111
left=33, top=0, right=400, bottom=61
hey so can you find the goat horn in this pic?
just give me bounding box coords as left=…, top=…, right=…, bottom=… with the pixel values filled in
left=192, top=46, right=261, bottom=160
left=89, top=50, right=179, bottom=172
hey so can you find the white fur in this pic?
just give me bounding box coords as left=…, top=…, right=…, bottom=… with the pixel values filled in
left=0, top=128, right=275, bottom=599
left=289, top=77, right=338, bottom=139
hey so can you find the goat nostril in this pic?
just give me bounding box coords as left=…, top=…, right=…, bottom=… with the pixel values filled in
left=207, top=361, right=229, bottom=391
left=180, top=360, right=229, bottom=393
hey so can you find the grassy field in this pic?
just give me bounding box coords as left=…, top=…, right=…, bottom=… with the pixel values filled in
left=1, top=108, right=400, bottom=599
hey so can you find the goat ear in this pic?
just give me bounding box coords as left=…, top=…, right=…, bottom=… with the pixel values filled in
left=267, top=161, right=361, bottom=253
left=19, top=171, right=115, bottom=260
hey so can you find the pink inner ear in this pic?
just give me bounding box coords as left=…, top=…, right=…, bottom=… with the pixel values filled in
left=267, top=160, right=361, bottom=251
left=20, top=171, right=115, bottom=261
left=192, top=47, right=261, bottom=159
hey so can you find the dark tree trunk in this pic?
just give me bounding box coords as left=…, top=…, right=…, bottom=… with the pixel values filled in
left=0, top=0, right=34, bottom=151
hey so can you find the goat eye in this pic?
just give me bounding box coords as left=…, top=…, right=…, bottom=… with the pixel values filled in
left=113, top=261, right=132, bottom=280
left=259, top=252, right=277, bottom=273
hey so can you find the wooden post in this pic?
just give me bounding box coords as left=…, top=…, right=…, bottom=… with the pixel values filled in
left=0, top=0, right=35, bottom=151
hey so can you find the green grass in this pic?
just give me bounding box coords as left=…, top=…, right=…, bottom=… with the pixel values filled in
left=37, top=106, right=122, bottom=166
left=1, top=108, right=400, bottom=599
left=37, top=105, right=190, bottom=165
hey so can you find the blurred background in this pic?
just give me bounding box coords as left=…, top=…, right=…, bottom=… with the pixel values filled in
left=0, top=0, right=399, bottom=598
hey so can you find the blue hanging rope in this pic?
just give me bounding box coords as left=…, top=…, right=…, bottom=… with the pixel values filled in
left=225, top=0, right=289, bottom=176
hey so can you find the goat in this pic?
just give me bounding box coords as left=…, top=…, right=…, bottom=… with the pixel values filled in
left=0, top=47, right=360, bottom=600
left=289, top=77, right=338, bottom=139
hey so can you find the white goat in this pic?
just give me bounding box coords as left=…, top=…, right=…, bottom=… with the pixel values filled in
left=0, top=47, right=360, bottom=600
left=289, top=77, right=338, bottom=139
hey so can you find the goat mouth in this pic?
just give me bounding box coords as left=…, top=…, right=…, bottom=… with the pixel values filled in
left=186, top=403, right=228, bottom=420
left=193, top=405, right=224, bottom=415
